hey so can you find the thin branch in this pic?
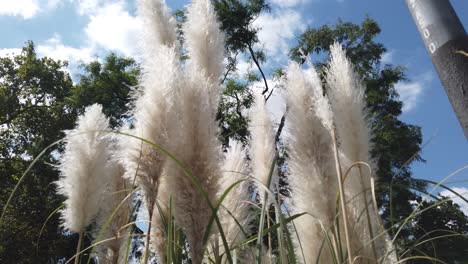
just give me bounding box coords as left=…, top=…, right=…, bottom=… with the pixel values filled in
left=221, top=52, right=239, bottom=85
left=248, top=44, right=269, bottom=96
left=275, top=109, right=287, bottom=144
left=1, top=104, right=52, bottom=126
left=265, top=85, right=275, bottom=102
left=233, top=92, right=244, bottom=120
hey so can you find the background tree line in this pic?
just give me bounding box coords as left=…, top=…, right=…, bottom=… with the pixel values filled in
left=1, top=0, right=467, bottom=263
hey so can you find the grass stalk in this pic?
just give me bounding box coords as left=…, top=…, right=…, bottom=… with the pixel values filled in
left=142, top=205, right=154, bottom=264
left=75, top=231, right=83, bottom=264
left=256, top=152, right=278, bottom=264
left=267, top=207, right=273, bottom=263
left=331, top=128, right=352, bottom=264
left=357, top=165, right=378, bottom=262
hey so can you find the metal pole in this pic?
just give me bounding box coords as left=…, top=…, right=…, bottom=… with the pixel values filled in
left=406, top=0, right=468, bottom=139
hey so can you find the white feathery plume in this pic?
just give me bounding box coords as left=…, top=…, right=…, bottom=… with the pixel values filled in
left=284, top=62, right=337, bottom=263
left=138, top=0, right=178, bottom=55
left=184, top=0, right=225, bottom=79
left=160, top=0, right=225, bottom=262
left=184, top=0, right=225, bottom=112
left=150, top=197, right=169, bottom=263
left=249, top=93, right=277, bottom=204
left=56, top=104, right=113, bottom=233
left=120, top=44, right=180, bottom=213
left=326, top=42, right=388, bottom=261
left=121, top=0, right=180, bottom=260
left=216, top=140, right=251, bottom=261
left=163, top=73, right=222, bottom=264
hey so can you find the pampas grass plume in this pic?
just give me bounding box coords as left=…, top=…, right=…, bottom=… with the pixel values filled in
left=249, top=93, right=277, bottom=204
left=284, top=62, right=337, bottom=263
left=123, top=0, right=182, bottom=260
left=56, top=104, right=113, bottom=233
left=184, top=0, right=225, bottom=113
left=326, top=43, right=388, bottom=261
left=184, top=0, right=225, bottom=81
left=156, top=0, right=225, bottom=262
left=138, top=0, right=178, bottom=52
left=219, top=140, right=251, bottom=248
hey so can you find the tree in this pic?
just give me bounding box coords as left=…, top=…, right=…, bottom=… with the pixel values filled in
left=212, top=0, right=271, bottom=147
left=0, top=41, right=78, bottom=263
left=70, top=53, right=139, bottom=128
left=405, top=198, right=468, bottom=263
left=0, top=43, right=139, bottom=263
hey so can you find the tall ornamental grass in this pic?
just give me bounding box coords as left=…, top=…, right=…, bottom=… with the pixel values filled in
left=2, top=0, right=467, bottom=264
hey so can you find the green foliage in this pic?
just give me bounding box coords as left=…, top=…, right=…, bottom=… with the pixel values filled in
left=70, top=53, right=139, bottom=128
left=213, top=0, right=270, bottom=52
left=0, top=41, right=78, bottom=263
left=212, top=0, right=271, bottom=148
left=217, top=80, right=254, bottom=147
left=0, top=42, right=139, bottom=263
left=404, top=198, right=468, bottom=263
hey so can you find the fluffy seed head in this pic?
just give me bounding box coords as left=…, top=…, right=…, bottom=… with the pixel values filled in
left=138, top=0, right=178, bottom=56
left=249, top=93, right=277, bottom=204
left=284, top=62, right=337, bottom=263
left=56, top=104, right=113, bottom=233
left=326, top=42, right=389, bottom=261
left=155, top=0, right=225, bottom=261
left=219, top=141, right=251, bottom=248
left=184, top=0, right=225, bottom=112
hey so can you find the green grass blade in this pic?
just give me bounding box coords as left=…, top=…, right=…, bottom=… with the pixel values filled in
left=1, top=138, right=64, bottom=225
left=256, top=152, right=278, bottom=264
left=202, top=179, right=246, bottom=244
left=234, top=212, right=306, bottom=250
left=36, top=203, right=64, bottom=255
left=86, top=190, right=136, bottom=264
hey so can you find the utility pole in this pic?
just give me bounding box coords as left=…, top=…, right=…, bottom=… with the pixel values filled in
left=406, top=0, right=468, bottom=139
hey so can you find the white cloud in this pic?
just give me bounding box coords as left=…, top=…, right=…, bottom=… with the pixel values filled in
left=72, top=0, right=112, bottom=15
left=37, top=35, right=94, bottom=63
left=395, top=82, right=423, bottom=112
left=0, top=0, right=40, bottom=19
left=45, top=0, right=63, bottom=9
left=0, top=1, right=140, bottom=79
left=0, top=48, right=22, bottom=57
left=236, top=57, right=251, bottom=77
left=253, top=9, right=305, bottom=59
left=0, top=0, right=79, bottom=19
left=84, top=1, right=141, bottom=57
left=440, top=187, right=468, bottom=216
left=251, top=78, right=286, bottom=123
left=381, top=50, right=394, bottom=64
left=395, top=72, right=433, bottom=113
left=269, top=0, right=308, bottom=8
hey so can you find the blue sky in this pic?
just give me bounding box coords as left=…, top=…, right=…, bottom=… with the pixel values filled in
left=1, top=0, right=467, bottom=211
